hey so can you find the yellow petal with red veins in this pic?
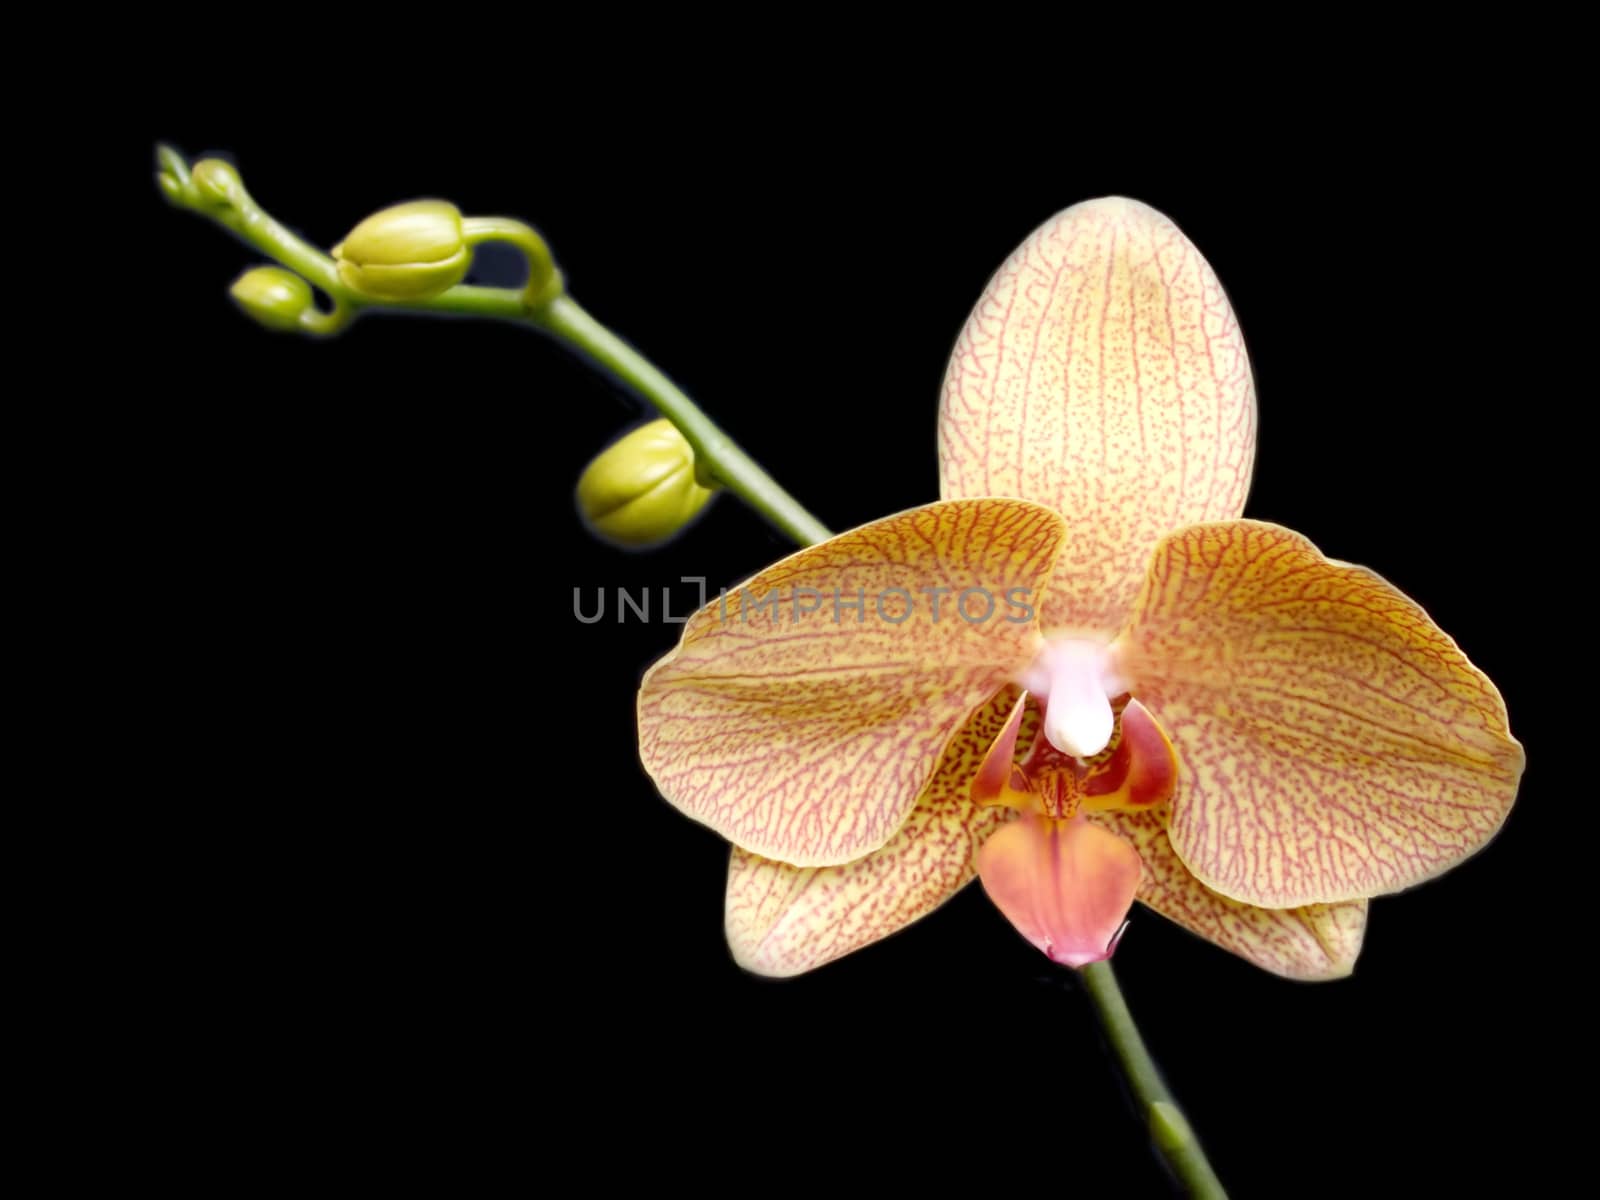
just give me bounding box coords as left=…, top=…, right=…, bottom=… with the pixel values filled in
left=726, top=688, right=1035, bottom=976
left=1088, top=808, right=1367, bottom=980
left=939, top=197, right=1256, bottom=638
left=639, top=498, right=1066, bottom=867
left=1114, top=520, right=1525, bottom=908
left=978, top=813, right=1142, bottom=967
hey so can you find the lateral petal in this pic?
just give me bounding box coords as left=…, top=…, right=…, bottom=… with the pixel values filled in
left=1115, top=520, right=1525, bottom=907
left=1089, top=808, right=1368, bottom=980
left=977, top=814, right=1142, bottom=968
left=939, top=197, right=1256, bottom=637
left=639, top=498, right=1066, bottom=866
left=726, top=688, right=1033, bottom=976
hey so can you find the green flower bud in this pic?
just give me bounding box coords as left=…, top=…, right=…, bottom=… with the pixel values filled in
left=577, top=419, right=716, bottom=548
left=332, top=200, right=470, bottom=300
left=191, top=158, right=243, bottom=205
left=229, top=267, right=314, bottom=333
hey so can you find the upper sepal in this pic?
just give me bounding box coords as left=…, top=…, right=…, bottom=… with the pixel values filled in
left=939, top=197, right=1256, bottom=636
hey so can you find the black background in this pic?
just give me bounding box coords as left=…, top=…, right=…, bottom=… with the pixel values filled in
left=123, top=88, right=1562, bottom=1195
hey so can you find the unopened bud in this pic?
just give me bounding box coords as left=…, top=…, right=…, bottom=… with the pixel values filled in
left=229, top=267, right=314, bottom=332
left=577, top=419, right=716, bottom=548
left=332, top=200, right=469, bottom=300
left=191, top=158, right=244, bottom=206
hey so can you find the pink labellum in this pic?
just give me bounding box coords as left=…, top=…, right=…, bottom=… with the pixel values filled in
left=977, top=812, right=1142, bottom=968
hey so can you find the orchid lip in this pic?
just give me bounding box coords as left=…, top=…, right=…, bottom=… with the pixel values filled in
left=976, top=812, right=1142, bottom=969
left=1019, top=638, right=1125, bottom=759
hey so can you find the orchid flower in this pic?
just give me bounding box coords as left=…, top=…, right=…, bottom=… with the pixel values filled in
left=636, top=198, right=1523, bottom=980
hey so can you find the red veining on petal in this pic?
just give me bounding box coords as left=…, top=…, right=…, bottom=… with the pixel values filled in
left=1115, top=520, right=1525, bottom=907
left=727, top=689, right=1036, bottom=977
left=638, top=498, right=1067, bottom=868
left=1087, top=806, right=1368, bottom=980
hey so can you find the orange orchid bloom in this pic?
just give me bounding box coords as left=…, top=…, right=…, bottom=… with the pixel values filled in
left=636, top=198, right=1524, bottom=980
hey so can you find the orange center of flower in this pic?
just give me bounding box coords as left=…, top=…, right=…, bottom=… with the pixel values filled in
left=967, top=689, right=1179, bottom=968
left=971, top=690, right=1178, bottom=819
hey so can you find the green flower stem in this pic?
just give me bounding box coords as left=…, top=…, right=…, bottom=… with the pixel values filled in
left=460, top=217, right=563, bottom=309
left=528, top=297, right=833, bottom=546
left=160, top=150, right=347, bottom=313
left=157, top=146, right=831, bottom=548
left=1082, top=961, right=1226, bottom=1198
left=405, top=290, right=831, bottom=544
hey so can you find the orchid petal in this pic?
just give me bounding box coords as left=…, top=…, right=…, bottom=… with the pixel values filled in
left=1114, top=520, right=1525, bottom=907
left=726, top=688, right=1033, bottom=976
left=1088, top=808, right=1367, bottom=980
left=639, top=498, right=1066, bottom=866
left=977, top=813, right=1141, bottom=967
left=940, top=197, right=1256, bottom=637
